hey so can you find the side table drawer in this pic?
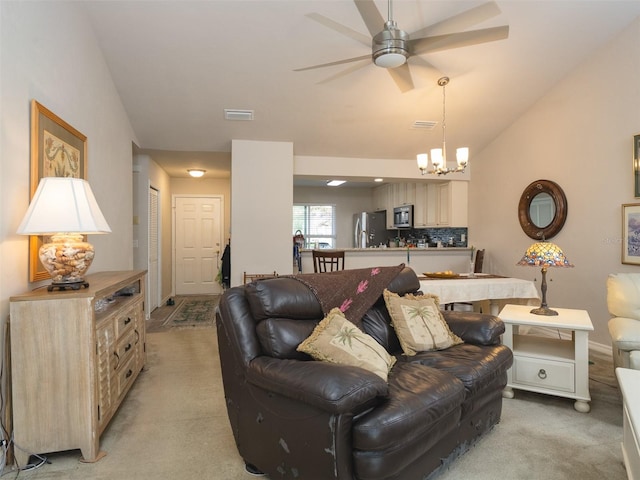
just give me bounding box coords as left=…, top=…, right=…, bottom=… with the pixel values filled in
left=513, top=356, right=575, bottom=393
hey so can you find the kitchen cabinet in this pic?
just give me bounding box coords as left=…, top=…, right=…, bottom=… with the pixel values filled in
left=374, top=181, right=467, bottom=229
left=423, top=181, right=468, bottom=227
left=413, top=183, right=429, bottom=227
left=393, top=183, right=416, bottom=206
left=9, top=270, right=146, bottom=465
left=373, top=184, right=395, bottom=229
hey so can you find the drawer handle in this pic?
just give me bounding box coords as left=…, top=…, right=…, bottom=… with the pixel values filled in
left=125, top=369, right=133, bottom=379
left=538, top=369, right=547, bottom=380
left=124, top=317, right=132, bottom=325
left=125, top=343, right=132, bottom=352
left=113, top=352, right=120, bottom=370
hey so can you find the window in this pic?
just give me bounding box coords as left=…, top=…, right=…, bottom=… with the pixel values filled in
left=293, top=204, right=336, bottom=249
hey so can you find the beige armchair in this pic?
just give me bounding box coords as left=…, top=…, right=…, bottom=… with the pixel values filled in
left=607, top=273, right=640, bottom=370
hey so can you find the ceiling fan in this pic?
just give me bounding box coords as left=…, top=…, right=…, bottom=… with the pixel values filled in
left=295, top=0, right=509, bottom=92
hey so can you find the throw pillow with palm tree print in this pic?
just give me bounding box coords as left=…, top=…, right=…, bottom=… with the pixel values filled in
left=297, top=308, right=396, bottom=381
left=384, top=290, right=463, bottom=356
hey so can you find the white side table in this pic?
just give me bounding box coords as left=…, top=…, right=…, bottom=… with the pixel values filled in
left=499, top=304, right=594, bottom=413
left=616, top=368, right=640, bottom=480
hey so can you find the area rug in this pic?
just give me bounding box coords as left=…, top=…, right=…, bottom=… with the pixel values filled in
left=148, top=296, right=220, bottom=331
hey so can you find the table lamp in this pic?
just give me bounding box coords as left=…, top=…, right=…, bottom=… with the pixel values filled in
left=517, top=241, right=573, bottom=316
left=17, top=177, right=111, bottom=291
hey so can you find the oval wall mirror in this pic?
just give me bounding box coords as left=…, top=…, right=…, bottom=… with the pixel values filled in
left=518, top=179, right=567, bottom=240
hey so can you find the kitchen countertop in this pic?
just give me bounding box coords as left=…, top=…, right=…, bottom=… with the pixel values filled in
left=301, top=247, right=472, bottom=253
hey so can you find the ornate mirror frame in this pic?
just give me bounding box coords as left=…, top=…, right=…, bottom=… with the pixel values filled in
left=518, top=179, right=568, bottom=240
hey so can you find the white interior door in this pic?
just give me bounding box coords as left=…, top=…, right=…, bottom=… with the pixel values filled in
left=174, top=195, right=223, bottom=295
left=148, top=186, right=160, bottom=311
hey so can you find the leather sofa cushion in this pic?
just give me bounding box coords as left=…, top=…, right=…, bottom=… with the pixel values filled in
left=256, top=318, right=316, bottom=360
left=247, top=277, right=324, bottom=321
left=354, top=362, right=464, bottom=450
left=361, top=299, right=402, bottom=354
left=404, top=343, right=513, bottom=397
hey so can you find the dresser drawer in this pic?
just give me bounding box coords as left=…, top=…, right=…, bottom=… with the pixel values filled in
left=513, top=356, right=575, bottom=393
left=117, top=355, right=137, bottom=397
left=116, top=329, right=137, bottom=365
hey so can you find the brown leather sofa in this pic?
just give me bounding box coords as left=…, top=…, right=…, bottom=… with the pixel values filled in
left=216, top=267, right=512, bottom=479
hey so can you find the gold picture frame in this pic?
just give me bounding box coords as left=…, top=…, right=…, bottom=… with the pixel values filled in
left=622, top=203, right=640, bottom=265
left=634, top=134, right=640, bottom=197
left=29, top=100, right=87, bottom=282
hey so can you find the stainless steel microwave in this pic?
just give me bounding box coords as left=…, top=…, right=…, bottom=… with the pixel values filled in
left=393, top=205, right=413, bottom=228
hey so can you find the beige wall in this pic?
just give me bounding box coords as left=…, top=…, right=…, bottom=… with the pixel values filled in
left=1, top=2, right=137, bottom=329
left=469, top=18, right=640, bottom=346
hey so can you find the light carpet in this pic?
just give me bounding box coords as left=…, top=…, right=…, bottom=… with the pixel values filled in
left=17, top=327, right=627, bottom=480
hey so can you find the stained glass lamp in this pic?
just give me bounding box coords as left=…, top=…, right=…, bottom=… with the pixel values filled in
left=517, top=241, right=573, bottom=315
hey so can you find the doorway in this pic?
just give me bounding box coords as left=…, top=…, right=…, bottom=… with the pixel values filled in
left=173, top=195, right=223, bottom=295
left=148, top=186, right=160, bottom=311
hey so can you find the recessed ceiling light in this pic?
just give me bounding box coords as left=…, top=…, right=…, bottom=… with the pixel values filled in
left=188, top=169, right=206, bottom=178
left=327, top=180, right=346, bottom=187
left=374, top=178, right=384, bottom=182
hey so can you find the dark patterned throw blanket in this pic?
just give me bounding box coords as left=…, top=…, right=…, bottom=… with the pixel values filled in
left=293, top=264, right=405, bottom=325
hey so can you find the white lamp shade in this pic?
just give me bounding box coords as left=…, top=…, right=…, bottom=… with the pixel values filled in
left=416, top=153, right=429, bottom=170
left=456, top=147, right=469, bottom=166
left=17, top=177, right=111, bottom=235
left=430, top=148, right=443, bottom=168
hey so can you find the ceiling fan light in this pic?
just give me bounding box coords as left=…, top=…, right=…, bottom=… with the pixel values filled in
left=374, top=52, right=406, bottom=68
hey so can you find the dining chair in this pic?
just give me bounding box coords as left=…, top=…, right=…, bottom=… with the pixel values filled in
left=312, top=250, right=345, bottom=273
left=445, top=249, right=485, bottom=311
left=243, top=271, right=278, bottom=284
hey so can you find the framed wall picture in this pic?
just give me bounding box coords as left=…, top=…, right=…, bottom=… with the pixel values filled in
left=635, top=134, right=640, bottom=197
left=29, top=100, right=87, bottom=281
left=622, top=203, right=640, bottom=265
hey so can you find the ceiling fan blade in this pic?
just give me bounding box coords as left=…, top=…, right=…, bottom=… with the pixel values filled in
left=387, top=64, right=414, bottom=93
left=412, top=26, right=509, bottom=56
left=294, top=54, right=372, bottom=72
left=407, top=55, right=443, bottom=78
left=411, top=1, right=502, bottom=38
left=353, top=0, right=385, bottom=38
left=306, top=13, right=371, bottom=47
left=316, top=59, right=371, bottom=85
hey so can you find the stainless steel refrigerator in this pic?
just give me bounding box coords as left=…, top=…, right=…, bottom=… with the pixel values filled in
left=353, top=211, right=387, bottom=248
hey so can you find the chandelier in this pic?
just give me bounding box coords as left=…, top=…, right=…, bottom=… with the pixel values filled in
left=417, top=77, right=469, bottom=175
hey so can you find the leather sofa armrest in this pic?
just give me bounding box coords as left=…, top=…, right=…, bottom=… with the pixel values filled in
left=609, top=317, right=640, bottom=351
left=247, top=356, right=388, bottom=414
left=442, top=311, right=505, bottom=345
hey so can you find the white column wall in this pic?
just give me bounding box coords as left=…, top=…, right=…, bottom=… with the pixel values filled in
left=231, top=140, right=294, bottom=285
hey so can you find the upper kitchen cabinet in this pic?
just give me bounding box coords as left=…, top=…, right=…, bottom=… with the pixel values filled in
left=373, top=184, right=396, bottom=229
left=417, top=181, right=468, bottom=228
left=392, top=183, right=416, bottom=207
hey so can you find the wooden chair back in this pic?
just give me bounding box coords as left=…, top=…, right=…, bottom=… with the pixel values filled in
left=243, top=271, right=278, bottom=284
left=312, top=250, right=345, bottom=273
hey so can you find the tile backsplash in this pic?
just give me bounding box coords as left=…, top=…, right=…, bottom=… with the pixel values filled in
left=387, top=227, right=468, bottom=247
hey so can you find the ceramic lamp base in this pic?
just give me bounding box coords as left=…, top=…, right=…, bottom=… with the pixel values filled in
left=39, top=233, right=95, bottom=287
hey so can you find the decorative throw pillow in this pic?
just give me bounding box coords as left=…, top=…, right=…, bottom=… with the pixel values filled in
left=383, top=289, right=463, bottom=356
left=297, top=308, right=396, bottom=381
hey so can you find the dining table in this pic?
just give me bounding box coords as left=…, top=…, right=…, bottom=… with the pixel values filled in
left=417, top=273, right=540, bottom=315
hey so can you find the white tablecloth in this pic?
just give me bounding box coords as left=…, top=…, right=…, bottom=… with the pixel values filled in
left=418, top=274, right=540, bottom=306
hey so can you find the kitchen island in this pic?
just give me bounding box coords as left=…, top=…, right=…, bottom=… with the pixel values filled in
left=298, top=247, right=474, bottom=274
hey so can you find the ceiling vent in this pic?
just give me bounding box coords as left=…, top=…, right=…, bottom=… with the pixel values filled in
left=224, top=109, right=254, bottom=121
left=412, top=120, right=437, bottom=130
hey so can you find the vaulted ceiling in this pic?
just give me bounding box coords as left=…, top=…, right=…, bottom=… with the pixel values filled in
left=82, top=1, right=640, bottom=178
